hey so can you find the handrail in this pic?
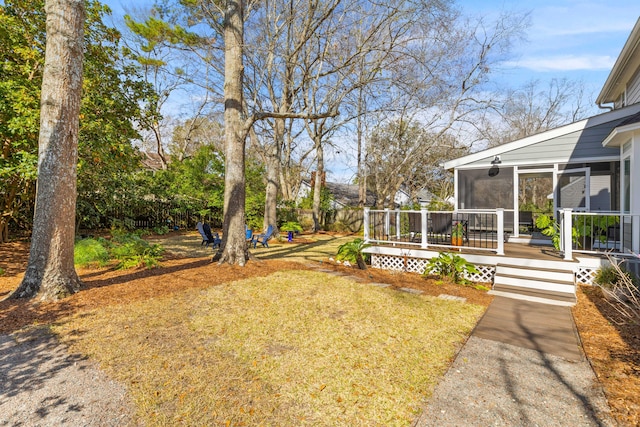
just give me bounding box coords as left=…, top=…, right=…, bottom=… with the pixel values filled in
left=363, top=207, right=505, bottom=255
left=562, top=210, right=639, bottom=257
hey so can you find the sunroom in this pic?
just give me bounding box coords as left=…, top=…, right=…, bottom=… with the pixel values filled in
left=445, top=103, right=640, bottom=259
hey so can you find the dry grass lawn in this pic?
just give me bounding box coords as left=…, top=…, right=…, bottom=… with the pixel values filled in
left=53, top=269, right=484, bottom=426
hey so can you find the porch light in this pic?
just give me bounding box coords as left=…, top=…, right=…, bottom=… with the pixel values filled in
left=491, top=155, right=501, bottom=165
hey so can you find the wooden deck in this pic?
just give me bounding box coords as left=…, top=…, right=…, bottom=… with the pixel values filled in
left=470, top=242, right=566, bottom=261
left=372, top=239, right=604, bottom=263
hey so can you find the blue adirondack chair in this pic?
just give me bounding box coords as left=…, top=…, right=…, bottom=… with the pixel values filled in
left=252, top=224, right=274, bottom=248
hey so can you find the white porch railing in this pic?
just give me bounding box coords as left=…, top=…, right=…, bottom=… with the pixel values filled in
left=363, top=207, right=505, bottom=255
left=559, top=210, right=640, bottom=260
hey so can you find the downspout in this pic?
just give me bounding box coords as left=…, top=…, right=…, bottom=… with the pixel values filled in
left=597, top=102, right=614, bottom=111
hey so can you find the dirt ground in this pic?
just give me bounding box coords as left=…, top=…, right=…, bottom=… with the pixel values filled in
left=0, top=231, right=638, bottom=426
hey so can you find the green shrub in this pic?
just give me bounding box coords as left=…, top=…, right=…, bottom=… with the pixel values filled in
left=424, top=252, right=479, bottom=285
left=0, top=267, right=5, bottom=276
left=107, top=232, right=164, bottom=270
left=280, top=221, right=303, bottom=233
left=594, top=263, right=638, bottom=290
left=153, top=225, right=171, bottom=235
left=74, top=238, right=110, bottom=267
left=336, top=238, right=370, bottom=269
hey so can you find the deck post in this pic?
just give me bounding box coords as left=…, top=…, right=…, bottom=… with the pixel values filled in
left=396, top=210, right=401, bottom=240
left=421, top=205, right=428, bottom=248
left=363, top=207, right=370, bottom=243
left=384, top=208, right=390, bottom=240
left=496, top=208, right=505, bottom=255
left=562, top=208, right=573, bottom=261
left=633, top=214, right=640, bottom=254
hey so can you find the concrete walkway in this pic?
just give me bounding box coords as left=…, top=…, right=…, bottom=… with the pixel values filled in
left=414, top=296, right=615, bottom=426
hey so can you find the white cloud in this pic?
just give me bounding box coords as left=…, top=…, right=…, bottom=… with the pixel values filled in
left=505, top=55, right=617, bottom=72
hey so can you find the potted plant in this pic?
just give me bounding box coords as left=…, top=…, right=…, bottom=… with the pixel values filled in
left=451, top=221, right=465, bottom=247
left=280, top=221, right=303, bottom=242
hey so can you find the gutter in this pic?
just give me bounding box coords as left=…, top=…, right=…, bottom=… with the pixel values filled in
left=598, top=102, right=614, bottom=112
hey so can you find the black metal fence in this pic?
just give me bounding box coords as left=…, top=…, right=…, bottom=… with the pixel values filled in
left=93, top=199, right=221, bottom=232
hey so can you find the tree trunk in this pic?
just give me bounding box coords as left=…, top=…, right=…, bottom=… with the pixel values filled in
left=263, top=117, right=283, bottom=233
left=12, top=0, right=85, bottom=300
left=217, top=0, right=248, bottom=266
left=312, top=136, right=324, bottom=231
left=356, top=88, right=367, bottom=207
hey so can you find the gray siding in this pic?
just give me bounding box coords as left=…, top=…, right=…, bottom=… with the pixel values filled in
left=459, top=117, right=624, bottom=169
left=627, top=66, right=640, bottom=106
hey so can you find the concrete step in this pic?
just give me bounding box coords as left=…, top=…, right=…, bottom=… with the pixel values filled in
left=492, top=263, right=576, bottom=306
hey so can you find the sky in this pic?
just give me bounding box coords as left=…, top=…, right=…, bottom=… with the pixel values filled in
left=103, top=0, right=639, bottom=100
left=101, top=0, right=640, bottom=182
left=457, top=0, right=639, bottom=101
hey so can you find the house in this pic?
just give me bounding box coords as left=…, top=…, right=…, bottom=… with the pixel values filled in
left=362, top=17, right=640, bottom=306
left=442, top=16, right=640, bottom=253
left=296, top=180, right=417, bottom=209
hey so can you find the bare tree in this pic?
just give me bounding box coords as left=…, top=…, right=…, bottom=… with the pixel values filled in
left=170, top=112, right=225, bottom=161
left=12, top=0, right=85, bottom=300
left=366, top=117, right=466, bottom=207
left=355, top=10, right=529, bottom=207
left=479, top=78, right=592, bottom=148
left=243, top=0, right=343, bottom=232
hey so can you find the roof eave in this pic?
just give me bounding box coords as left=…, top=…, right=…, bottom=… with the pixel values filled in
left=596, top=18, right=640, bottom=106
left=603, top=122, right=640, bottom=147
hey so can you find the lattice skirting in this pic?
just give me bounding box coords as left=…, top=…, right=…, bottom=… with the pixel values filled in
left=371, top=254, right=428, bottom=274
left=371, top=254, right=495, bottom=283
left=576, top=266, right=597, bottom=285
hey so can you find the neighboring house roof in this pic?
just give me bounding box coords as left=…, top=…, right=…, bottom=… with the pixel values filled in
left=298, top=180, right=419, bottom=207
left=443, top=102, right=640, bottom=170
left=596, top=17, right=640, bottom=107
left=297, top=180, right=375, bottom=207
left=325, top=182, right=369, bottom=207
left=416, top=189, right=436, bottom=203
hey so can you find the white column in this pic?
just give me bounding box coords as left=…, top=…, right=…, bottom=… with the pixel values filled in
left=632, top=135, right=640, bottom=253
left=421, top=205, right=428, bottom=248
left=513, top=166, right=520, bottom=238
left=384, top=208, right=390, bottom=240
left=562, top=208, right=573, bottom=261
left=496, top=208, right=505, bottom=256
left=363, top=207, right=370, bottom=243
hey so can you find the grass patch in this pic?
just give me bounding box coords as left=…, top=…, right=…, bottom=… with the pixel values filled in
left=54, top=270, right=484, bottom=426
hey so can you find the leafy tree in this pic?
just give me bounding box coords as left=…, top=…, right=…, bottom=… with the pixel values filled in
left=76, top=2, right=153, bottom=230
left=12, top=0, right=85, bottom=300
left=0, top=0, right=44, bottom=243
left=1, top=0, right=153, bottom=239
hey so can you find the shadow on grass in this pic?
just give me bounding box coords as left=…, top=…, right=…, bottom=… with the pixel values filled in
left=0, top=233, right=353, bottom=336
left=80, top=258, right=212, bottom=290
left=252, top=234, right=350, bottom=262
left=0, top=258, right=212, bottom=335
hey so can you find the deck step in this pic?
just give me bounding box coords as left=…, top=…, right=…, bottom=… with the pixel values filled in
left=492, top=263, right=577, bottom=306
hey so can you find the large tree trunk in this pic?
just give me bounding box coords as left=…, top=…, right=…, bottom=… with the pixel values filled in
left=216, top=0, right=248, bottom=266
left=12, top=0, right=85, bottom=300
